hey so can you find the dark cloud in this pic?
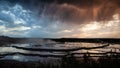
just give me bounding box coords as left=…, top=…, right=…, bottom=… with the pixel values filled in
left=39, top=3, right=93, bottom=25
left=3, top=0, right=120, bottom=24
left=21, top=0, right=120, bottom=24
left=93, top=0, right=120, bottom=22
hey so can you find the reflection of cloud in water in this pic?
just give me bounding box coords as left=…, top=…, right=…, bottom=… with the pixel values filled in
left=0, top=43, right=120, bottom=62
left=1, top=55, right=25, bottom=62
left=13, top=55, right=21, bottom=59
left=1, top=55, right=61, bottom=63
left=0, top=43, right=120, bottom=54
left=2, top=55, right=35, bottom=62
left=0, top=47, right=23, bottom=52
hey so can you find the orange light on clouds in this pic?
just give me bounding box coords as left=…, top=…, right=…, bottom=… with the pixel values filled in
left=65, top=14, right=120, bottom=38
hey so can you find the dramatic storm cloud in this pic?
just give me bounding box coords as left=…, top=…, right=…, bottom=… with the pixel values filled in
left=0, top=0, right=120, bottom=38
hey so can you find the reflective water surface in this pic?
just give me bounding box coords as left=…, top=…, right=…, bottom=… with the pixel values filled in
left=0, top=42, right=120, bottom=62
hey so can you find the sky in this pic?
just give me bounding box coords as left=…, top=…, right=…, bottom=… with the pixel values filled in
left=0, top=0, right=120, bottom=38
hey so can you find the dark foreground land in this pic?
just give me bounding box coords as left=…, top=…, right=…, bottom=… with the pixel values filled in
left=0, top=57, right=120, bottom=68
